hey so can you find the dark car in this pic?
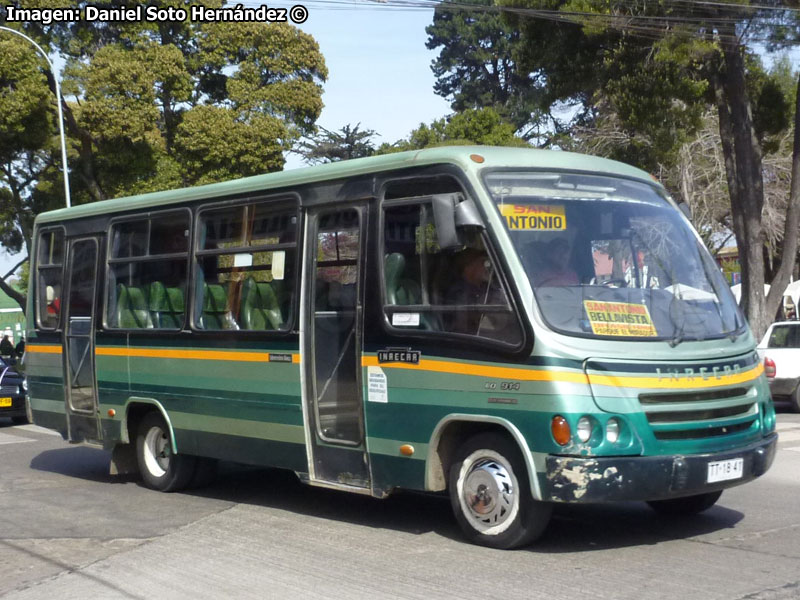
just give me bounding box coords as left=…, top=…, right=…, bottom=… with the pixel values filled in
left=0, top=356, right=28, bottom=425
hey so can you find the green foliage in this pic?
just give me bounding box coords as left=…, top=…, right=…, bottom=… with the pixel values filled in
left=0, top=38, right=53, bottom=159
left=0, top=35, right=62, bottom=263
left=298, top=123, right=378, bottom=164
left=379, top=108, right=528, bottom=154
left=175, top=106, right=287, bottom=184
left=487, top=0, right=798, bottom=174
left=426, top=0, right=544, bottom=135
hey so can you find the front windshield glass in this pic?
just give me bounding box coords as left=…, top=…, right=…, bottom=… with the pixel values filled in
left=485, top=171, right=744, bottom=342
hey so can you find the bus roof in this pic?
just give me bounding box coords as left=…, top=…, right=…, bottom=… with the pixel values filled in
left=35, top=146, right=657, bottom=225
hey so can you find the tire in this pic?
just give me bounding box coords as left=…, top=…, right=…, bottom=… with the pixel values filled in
left=449, top=433, right=552, bottom=549
left=11, top=415, right=29, bottom=425
left=136, top=412, right=196, bottom=492
left=647, top=490, right=722, bottom=515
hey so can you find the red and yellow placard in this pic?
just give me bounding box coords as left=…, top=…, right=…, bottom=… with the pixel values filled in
left=499, top=204, right=566, bottom=231
left=583, top=300, right=658, bottom=337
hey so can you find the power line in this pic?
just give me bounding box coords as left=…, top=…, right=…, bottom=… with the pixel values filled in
left=247, top=0, right=800, bottom=44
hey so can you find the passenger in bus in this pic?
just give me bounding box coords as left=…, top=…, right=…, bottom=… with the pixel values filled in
left=45, top=285, right=61, bottom=317
left=534, top=237, right=579, bottom=286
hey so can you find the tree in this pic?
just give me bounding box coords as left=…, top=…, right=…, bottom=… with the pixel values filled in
left=378, top=107, right=528, bottom=153
left=0, top=4, right=328, bottom=311
left=0, top=35, right=62, bottom=306
left=426, top=0, right=546, bottom=137
left=495, top=0, right=799, bottom=337
left=298, top=123, right=378, bottom=164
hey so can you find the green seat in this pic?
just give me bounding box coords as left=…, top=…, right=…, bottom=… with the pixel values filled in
left=384, top=253, right=406, bottom=305
left=148, top=282, right=185, bottom=329
left=200, top=283, right=239, bottom=330
left=384, top=252, right=438, bottom=330
left=385, top=253, right=422, bottom=305
left=240, top=277, right=283, bottom=330
left=116, top=283, right=153, bottom=329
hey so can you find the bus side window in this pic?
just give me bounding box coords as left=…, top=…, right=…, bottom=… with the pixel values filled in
left=36, top=229, right=65, bottom=330
left=382, top=200, right=523, bottom=347
left=195, top=202, right=297, bottom=331
left=106, top=212, right=190, bottom=330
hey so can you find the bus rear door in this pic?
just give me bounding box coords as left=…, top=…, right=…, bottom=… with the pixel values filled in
left=63, top=236, right=102, bottom=443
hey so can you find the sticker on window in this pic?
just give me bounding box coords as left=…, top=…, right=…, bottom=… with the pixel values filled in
left=583, top=300, right=658, bottom=337
left=234, top=253, right=253, bottom=268
left=499, top=204, right=566, bottom=231
left=272, top=251, right=285, bottom=280
left=392, top=313, right=420, bottom=327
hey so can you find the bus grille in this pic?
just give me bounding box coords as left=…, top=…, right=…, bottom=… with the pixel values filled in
left=639, top=387, right=759, bottom=441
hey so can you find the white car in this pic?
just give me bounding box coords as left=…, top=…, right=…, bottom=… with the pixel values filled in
left=757, top=321, right=800, bottom=413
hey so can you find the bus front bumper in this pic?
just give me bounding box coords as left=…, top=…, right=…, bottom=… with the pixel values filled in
left=542, top=433, right=778, bottom=503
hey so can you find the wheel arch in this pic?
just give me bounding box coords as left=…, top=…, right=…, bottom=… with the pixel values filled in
left=122, top=397, right=178, bottom=454
left=425, top=414, right=542, bottom=500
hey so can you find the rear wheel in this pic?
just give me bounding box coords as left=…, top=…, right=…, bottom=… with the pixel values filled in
left=449, top=433, right=552, bottom=549
left=647, top=490, right=722, bottom=515
left=136, top=412, right=196, bottom=492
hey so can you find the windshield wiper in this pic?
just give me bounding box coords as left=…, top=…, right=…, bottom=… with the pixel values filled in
left=667, top=291, right=686, bottom=347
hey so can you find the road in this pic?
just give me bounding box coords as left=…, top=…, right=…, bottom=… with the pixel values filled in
left=1, top=407, right=799, bottom=600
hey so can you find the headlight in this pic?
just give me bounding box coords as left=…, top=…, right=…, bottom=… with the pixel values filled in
left=577, top=416, right=593, bottom=443
left=21, top=379, right=28, bottom=392
left=606, top=418, right=621, bottom=443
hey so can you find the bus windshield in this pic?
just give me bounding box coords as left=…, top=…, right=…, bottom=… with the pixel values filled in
left=484, top=171, right=744, bottom=342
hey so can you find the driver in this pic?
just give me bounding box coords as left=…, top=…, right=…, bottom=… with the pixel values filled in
left=535, top=237, right=579, bottom=286
left=446, top=249, right=493, bottom=334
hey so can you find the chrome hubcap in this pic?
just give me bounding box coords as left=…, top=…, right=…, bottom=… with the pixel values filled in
left=460, top=453, right=517, bottom=534
left=143, top=426, right=170, bottom=477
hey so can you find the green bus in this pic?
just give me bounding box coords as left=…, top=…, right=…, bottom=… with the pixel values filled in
left=25, top=146, right=777, bottom=548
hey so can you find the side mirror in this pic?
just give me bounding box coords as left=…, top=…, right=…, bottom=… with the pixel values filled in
left=455, top=198, right=483, bottom=228
left=431, top=193, right=484, bottom=250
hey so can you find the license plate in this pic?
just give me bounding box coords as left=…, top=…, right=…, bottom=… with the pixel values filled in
left=707, top=458, right=744, bottom=483
left=0, top=397, right=11, bottom=408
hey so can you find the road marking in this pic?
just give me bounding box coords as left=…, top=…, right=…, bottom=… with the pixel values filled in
left=784, top=446, right=800, bottom=453
left=0, top=431, right=35, bottom=445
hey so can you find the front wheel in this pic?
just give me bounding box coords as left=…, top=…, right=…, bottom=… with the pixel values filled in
left=136, top=412, right=196, bottom=492
left=647, top=490, right=722, bottom=515
left=449, top=433, right=552, bottom=549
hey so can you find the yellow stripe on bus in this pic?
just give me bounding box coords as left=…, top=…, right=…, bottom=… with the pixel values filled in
left=361, top=356, right=589, bottom=384
left=95, top=347, right=300, bottom=363
left=25, top=345, right=62, bottom=354
left=361, top=356, right=764, bottom=390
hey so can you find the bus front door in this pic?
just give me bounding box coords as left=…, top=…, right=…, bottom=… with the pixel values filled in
left=63, top=237, right=102, bottom=443
left=302, top=206, right=371, bottom=490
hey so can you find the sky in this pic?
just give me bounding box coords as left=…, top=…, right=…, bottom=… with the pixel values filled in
left=0, top=2, right=451, bottom=278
